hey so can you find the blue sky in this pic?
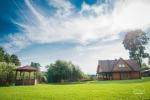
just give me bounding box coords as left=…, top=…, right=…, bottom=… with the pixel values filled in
left=0, top=0, right=150, bottom=74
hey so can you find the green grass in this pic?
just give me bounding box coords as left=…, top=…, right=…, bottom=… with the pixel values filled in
left=0, top=77, right=150, bottom=100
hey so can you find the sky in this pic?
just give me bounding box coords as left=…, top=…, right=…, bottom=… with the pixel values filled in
left=0, top=0, right=150, bottom=74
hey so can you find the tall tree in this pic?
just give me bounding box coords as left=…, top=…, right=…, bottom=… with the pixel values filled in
left=123, top=29, right=149, bottom=67
left=10, top=54, right=21, bottom=66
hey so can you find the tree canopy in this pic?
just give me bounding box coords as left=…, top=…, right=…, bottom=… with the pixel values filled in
left=149, top=56, right=150, bottom=65
left=0, top=46, right=21, bottom=85
left=10, top=54, right=21, bottom=66
left=0, top=62, right=16, bottom=85
left=123, top=29, right=150, bottom=67
left=46, top=60, right=83, bottom=83
left=30, top=62, right=41, bottom=70
left=0, top=47, right=20, bottom=66
left=0, top=47, right=5, bottom=62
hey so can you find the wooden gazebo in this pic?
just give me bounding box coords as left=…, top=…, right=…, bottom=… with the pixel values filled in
left=15, top=65, right=38, bottom=85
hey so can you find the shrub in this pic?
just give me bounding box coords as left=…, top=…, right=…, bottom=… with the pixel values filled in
left=46, top=60, right=84, bottom=83
left=0, top=62, right=16, bottom=86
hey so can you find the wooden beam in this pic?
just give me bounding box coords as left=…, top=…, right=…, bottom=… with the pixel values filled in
left=15, top=71, right=17, bottom=82
left=29, top=72, right=31, bottom=85
left=23, top=72, right=25, bottom=85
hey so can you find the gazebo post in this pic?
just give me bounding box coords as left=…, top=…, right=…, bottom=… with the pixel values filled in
left=22, top=72, right=25, bottom=85
left=29, top=72, right=31, bottom=84
left=20, top=71, right=22, bottom=80
left=34, top=71, right=36, bottom=84
left=36, top=71, right=37, bottom=79
left=15, top=71, right=18, bottom=82
left=35, top=71, right=37, bottom=80
left=34, top=71, right=36, bottom=79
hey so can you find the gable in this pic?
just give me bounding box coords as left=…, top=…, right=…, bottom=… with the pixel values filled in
left=113, top=59, right=132, bottom=72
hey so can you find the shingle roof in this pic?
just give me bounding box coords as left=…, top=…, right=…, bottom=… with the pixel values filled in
left=125, top=60, right=140, bottom=71
left=15, top=65, right=37, bottom=71
left=97, top=58, right=140, bottom=73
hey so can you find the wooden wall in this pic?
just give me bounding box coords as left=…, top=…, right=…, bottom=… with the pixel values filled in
left=112, top=72, right=140, bottom=80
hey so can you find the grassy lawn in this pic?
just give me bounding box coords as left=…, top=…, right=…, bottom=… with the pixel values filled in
left=0, top=77, right=150, bottom=100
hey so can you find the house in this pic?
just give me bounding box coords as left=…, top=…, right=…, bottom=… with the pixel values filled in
left=96, top=58, right=141, bottom=80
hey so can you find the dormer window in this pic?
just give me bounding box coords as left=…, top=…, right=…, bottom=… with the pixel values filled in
left=119, top=64, right=125, bottom=67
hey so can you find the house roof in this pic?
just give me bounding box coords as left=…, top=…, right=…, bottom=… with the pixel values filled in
left=15, top=65, right=37, bottom=72
left=97, top=58, right=140, bottom=73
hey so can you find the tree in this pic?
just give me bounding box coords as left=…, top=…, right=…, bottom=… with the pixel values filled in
left=0, top=47, right=21, bottom=66
left=141, top=63, right=150, bottom=71
left=123, top=29, right=150, bottom=67
left=0, top=46, right=21, bottom=85
left=10, top=54, right=21, bottom=66
left=0, top=47, right=5, bottom=62
left=30, top=62, right=41, bottom=70
left=0, top=62, right=16, bottom=85
left=148, top=56, right=150, bottom=65
left=4, top=53, right=11, bottom=63
left=46, top=60, right=83, bottom=83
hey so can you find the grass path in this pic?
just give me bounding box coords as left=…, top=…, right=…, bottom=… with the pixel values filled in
left=0, top=77, right=150, bottom=100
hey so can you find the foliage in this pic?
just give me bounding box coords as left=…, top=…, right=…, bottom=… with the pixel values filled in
left=0, top=47, right=5, bottom=62
left=30, top=62, right=41, bottom=70
left=4, top=53, right=11, bottom=63
left=141, top=63, right=150, bottom=71
left=39, top=72, right=48, bottom=83
left=123, top=29, right=150, bottom=67
left=0, top=46, right=21, bottom=66
left=0, top=46, right=20, bottom=85
left=0, top=77, right=150, bottom=100
left=30, top=62, right=45, bottom=83
left=46, top=60, right=83, bottom=83
left=148, top=56, right=150, bottom=65
left=10, top=54, right=21, bottom=66
left=0, top=62, right=16, bottom=85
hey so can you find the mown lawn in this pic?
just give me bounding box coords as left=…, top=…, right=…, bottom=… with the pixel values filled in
left=0, top=77, right=150, bottom=100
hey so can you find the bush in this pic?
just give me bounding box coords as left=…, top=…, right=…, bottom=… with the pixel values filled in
left=0, top=62, right=16, bottom=86
left=46, top=60, right=84, bottom=83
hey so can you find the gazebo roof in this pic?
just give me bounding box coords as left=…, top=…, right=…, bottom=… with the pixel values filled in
left=15, top=65, right=37, bottom=72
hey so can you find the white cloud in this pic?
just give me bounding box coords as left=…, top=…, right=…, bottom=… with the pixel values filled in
left=48, top=0, right=74, bottom=16
left=3, top=33, right=31, bottom=53
left=2, top=0, right=150, bottom=73
left=113, top=0, right=150, bottom=30
left=4, top=0, right=150, bottom=52
left=19, top=40, right=129, bottom=74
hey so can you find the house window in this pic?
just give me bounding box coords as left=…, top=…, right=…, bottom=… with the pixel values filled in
left=119, top=64, right=125, bottom=67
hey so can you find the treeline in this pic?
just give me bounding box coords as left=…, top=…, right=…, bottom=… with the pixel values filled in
left=0, top=47, right=20, bottom=66
left=46, top=60, right=84, bottom=83
left=0, top=47, right=87, bottom=85
left=0, top=47, right=20, bottom=85
left=0, top=62, right=16, bottom=85
left=0, top=46, right=86, bottom=85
